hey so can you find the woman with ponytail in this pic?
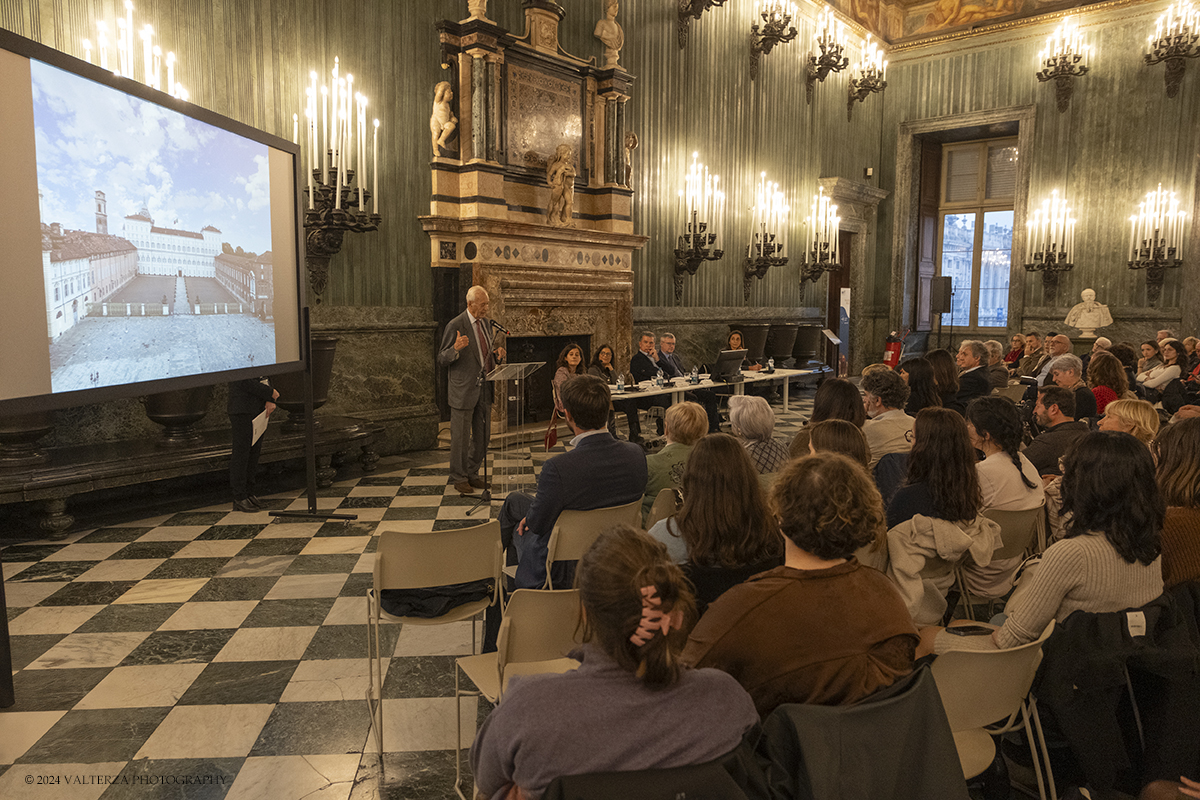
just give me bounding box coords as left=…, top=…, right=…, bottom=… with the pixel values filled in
left=470, top=526, right=757, bottom=800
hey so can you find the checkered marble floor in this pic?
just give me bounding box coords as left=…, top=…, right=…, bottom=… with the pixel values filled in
left=0, top=390, right=815, bottom=800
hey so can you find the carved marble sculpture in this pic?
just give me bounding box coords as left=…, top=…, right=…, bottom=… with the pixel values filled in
left=468, top=1, right=489, bottom=21
left=1064, top=288, right=1114, bottom=338
left=546, top=144, right=577, bottom=227
left=594, top=0, right=624, bottom=70
left=623, top=131, right=638, bottom=188
left=430, top=81, right=458, bottom=156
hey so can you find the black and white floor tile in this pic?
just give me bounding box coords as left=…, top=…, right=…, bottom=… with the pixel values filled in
left=1, top=391, right=816, bottom=799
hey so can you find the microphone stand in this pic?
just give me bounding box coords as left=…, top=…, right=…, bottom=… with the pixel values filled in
left=468, top=322, right=505, bottom=516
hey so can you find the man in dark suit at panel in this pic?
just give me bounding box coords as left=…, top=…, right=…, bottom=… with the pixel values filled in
left=659, top=332, right=721, bottom=433
left=437, top=285, right=506, bottom=495
left=955, top=339, right=992, bottom=411
left=228, top=378, right=278, bottom=512
left=627, top=330, right=679, bottom=440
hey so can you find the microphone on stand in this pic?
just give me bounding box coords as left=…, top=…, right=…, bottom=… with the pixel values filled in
left=488, top=319, right=510, bottom=335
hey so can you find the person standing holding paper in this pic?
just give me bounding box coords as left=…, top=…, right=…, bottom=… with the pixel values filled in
left=439, top=285, right=506, bottom=495
left=228, top=377, right=278, bottom=512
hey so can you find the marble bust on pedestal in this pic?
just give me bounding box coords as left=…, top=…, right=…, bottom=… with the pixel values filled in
left=1064, top=288, right=1114, bottom=338
left=594, top=1, right=624, bottom=70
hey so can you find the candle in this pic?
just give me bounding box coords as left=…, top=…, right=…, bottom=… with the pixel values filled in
left=116, top=22, right=127, bottom=76
left=305, top=107, right=314, bottom=210
left=152, top=45, right=161, bottom=89
left=321, top=86, right=329, bottom=184
left=166, top=51, right=174, bottom=96
left=293, top=113, right=298, bottom=145
left=83, top=39, right=92, bottom=64
left=141, top=25, right=152, bottom=84
left=345, top=75, right=355, bottom=180
left=1129, top=215, right=1137, bottom=261
left=373, top=118, right=379, bottom=215
left=358, top=96, right=366, bottom=211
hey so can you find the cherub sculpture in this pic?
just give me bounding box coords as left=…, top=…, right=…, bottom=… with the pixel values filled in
left=430, top=81, right=458, bottom=156
left=546, top=144, right=577, bottom=227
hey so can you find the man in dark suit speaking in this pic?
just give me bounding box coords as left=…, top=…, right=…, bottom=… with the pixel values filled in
left=438, top=286, right=506, bottom=494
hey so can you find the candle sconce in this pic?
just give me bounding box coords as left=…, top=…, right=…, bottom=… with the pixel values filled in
left=1036, top=16, right=1090, bottom=113
left=1022, top=190, right=1075, bottom=305
left=1128, top=184, right=1187, bottom=307
left=304, top=168, right=381, bottom=302
left=800, top=186, right=841, bottom=283
left=674, top=153, right=725, bottom=302
left=678, top=0, right=730, bottom=49
left=847, top=35, right=887, bottom=121
left=743, top=173, right=790, bottom=301
left=1144, top=0, right=1199, bottom=98
left=806, top=6, right=849, bottom=104
left=749, top=1, right=799, bottom=81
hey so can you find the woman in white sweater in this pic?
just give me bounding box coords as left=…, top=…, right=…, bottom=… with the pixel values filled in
left=993, top=431, right=1163, bottom=649
left=1136, top=338, right=1185, bottom=391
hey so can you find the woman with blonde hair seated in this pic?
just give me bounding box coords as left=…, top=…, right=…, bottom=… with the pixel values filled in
left=683, top=452, right=918, bottom=717
left=1099, top=398, right=1161, bottom=445
left=641, top=401, right=707, bottom=520
left=728, top=394, right=790, bottom=474
left=470, top=526, right=758, bottom=800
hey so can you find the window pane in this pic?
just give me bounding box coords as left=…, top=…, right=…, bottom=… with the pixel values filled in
left=977, top=210, right=1013, bottom=327
left=939, top=213, right=976, bottom=327
left=945, top=149, right=980, bottom=203
left=985, top=145, right=1018, bottom=201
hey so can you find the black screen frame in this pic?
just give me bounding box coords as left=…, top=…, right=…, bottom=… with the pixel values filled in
left=0, top=27, right=307, bottom=418
left=713, top=349, right=748, bottom=381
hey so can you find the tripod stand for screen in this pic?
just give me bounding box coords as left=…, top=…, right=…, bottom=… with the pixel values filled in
left=468, top=361, right=543, bottom=516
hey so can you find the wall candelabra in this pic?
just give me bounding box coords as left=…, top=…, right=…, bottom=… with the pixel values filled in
left=847, top=35, right=887, bottom=121
left=806, top=5, right=848, bottom=103
left=1022, top=190, right=1075, bottom=303
left=1128, top=184, right=1187, bottom=306
left=743, top=173, right=789, bottom=300
left=674, top=153, right=725, bottom=301
left=678, top=0, right=730, bottom=49
left=749, top=1, right=799, bottom=80
left=297, top=61, right=383, bottom=301
left=1145, top=0, right=1200, bottom=97
left=800, top=186, right=841, bottom=283
left=1036, top=16, right=1090, bottom=113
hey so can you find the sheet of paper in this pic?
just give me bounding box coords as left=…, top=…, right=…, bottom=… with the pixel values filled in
left=251, top=409, right=269, bottom=446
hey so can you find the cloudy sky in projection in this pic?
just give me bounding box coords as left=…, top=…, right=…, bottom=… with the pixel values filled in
left=31, top=58, right=272, bottom=254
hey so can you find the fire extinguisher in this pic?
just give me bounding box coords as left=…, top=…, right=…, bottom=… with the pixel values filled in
left=883, top=329, right=908, bottom=369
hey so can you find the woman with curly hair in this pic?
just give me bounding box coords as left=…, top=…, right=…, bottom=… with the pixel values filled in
left=886, top=408, right=982, bottom=529
left=684, top=452, right=918, bottom=716
left=1153, top=418, right=1200, bottom=588
left=899, top=357, right=942, bottom=416
left=925, top=349, right=962, bottom=415
left=471, top=526, right=758, bottom=799
left=648, top=433, right=783, bottom=613
left=1087, top=351, right=1130, bottom=415
left=789, top=377, right=866, bottom=457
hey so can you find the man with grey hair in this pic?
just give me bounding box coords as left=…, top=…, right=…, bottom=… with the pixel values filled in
left=955, top=340, right=992, bottom=408
left=983, top=340, right=1009, bottom=390
left=438, top=285, right=506, bottom=494
left=861, top=369, right=913, bottom=469
left=1158, top=329, right=1177, bottom=343
left=1081, top=336, right=1112, bottom=377
left=1049, top=353, right=1097, bottom=420
left=658, top=332, right=721, bottom=432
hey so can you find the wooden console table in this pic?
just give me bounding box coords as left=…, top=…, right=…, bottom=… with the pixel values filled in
left=0, top=415, right=381, bottom=539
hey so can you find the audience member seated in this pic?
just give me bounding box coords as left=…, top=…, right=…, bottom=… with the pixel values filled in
left=898, top=357, right=941, bottom=416
left=984, top=340, right=1009, bottom=390
left=955, top=341, right=993, bottom=411
left=1138, top=339, right=1164, bottom=375
left=1183, top=336, right=1199, bottom=370
left=647, top=433, right=783, bottom=611
left=683, top=453, right=918, bottom=717
left=987, top=432, right=1163, bottom=649
left=552, top=342, right=586, bottom=413
left=1087, top=350, right=1131, bottom=414
left=1017, top=332, right=1047, bottom=377
left=861, top=369, right=913, bottom=469
left=587, top=343, right=640, bottom=441
left=470, top=526, right=759, bottom=800
left=1024, top=386, right=1088, bottom=477
left=1153, top=418, right=1200, bottom=589
left=641, top=401, right=707, bottom=521
left=1031, top=335, right=1073, bottom=389
left=922, top=432, right=1165, bottom=659
left=729, top=395, right=790, bottom=474
left=925, top=349, right=962, bottom=414
left=789, top=378, right=866, bottom=457
left=1048, top=353, right=1098, bottom=420
left=1158, top=328, right=1177, bottom=344
left=1098, top=398, right=1161, bottom=446
left=1003, top=334, right=1025, bottom=369
left=1111, top=341, right=1142, bottom=389
left=496, top=376, right=647, bottom=593
left=886, top=408, right=982, bottom=531
left=1138, top=338, right=1185, bottom=396
left=808, top=419, right=871, bottom=470
left=1080, top=335, right=1112, bottom=377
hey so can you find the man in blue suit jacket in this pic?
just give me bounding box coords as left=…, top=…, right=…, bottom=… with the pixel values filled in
left=500, top=373, right=648, bottom=589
